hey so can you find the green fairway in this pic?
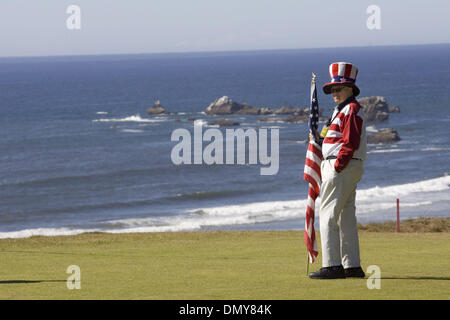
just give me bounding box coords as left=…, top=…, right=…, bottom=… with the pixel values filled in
left=0, top=230, right=449, bottom=299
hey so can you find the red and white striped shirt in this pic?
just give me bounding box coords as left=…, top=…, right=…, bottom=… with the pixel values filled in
left=322, top=98, right=367, bottom=172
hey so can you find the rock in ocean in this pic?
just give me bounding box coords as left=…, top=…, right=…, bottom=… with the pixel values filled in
left=204, top=96, right=246, bottom=115
left=367, top=128, right=401, bottom=144
left=208, top=119, right=240, bottom=127
left=146, top=100, right=176, bottom=115
left=357, top=96, right=399, bottom=122
left=204, top=96, right=308, bottom=116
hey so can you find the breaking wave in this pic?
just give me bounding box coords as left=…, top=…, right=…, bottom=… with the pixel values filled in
left=1, top=175, right=449, bottom=238
left=92, top=114, right=167, bottom=123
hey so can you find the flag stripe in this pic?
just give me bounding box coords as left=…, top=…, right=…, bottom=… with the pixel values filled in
left=305, top=158, right=321, bottom=177
left=338, top=63, right=347, bottom=77
left=344, top=64, right=352, bottom=78
left=330, top=63, right=338, bottom=77
left=329, top=123, right=341, bottom=131
left=303, top=140, right=322, bottom=263
left=306, top=150, right=322, bottom=166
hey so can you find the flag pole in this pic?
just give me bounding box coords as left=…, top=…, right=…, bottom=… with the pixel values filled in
left=306, top=253, right=310, bottom=276
left=310, top=72, right=317, bottom=140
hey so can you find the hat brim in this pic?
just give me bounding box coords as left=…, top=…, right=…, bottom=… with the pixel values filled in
left=323, top=82, right=360, bottom=97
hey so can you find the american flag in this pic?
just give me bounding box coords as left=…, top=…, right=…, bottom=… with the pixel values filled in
left=303, top=74, right=322, bottom=263
left=308, top=75, right=319, bottom=134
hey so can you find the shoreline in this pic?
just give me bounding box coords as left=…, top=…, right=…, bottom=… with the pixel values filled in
left=3, top=172, right=447, bottom=239
left=0, top=217, right=448, bottom=241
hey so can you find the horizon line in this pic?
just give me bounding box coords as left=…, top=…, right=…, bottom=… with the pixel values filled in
left=0, top=42, right=449, bottom=59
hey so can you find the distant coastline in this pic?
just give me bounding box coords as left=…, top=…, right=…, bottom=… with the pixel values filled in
left=1, top=42, right=449, bottom=60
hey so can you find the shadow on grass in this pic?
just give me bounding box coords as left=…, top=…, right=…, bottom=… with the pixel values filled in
left=0, top=280, right=66, bottom=285
left=381, top=276, right=450, bottom=281
left=0, top=250, right=123, bottom=257
left=1, top=250, right=76, bottom=255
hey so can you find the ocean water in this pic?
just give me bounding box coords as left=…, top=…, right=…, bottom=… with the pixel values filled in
left=0, top=44, right=449, bottom=238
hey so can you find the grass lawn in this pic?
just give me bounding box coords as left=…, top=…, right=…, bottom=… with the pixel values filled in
left=0, top=222, right=449, bottom=299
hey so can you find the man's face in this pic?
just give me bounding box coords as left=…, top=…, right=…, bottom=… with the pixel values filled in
left=331, top=86, right=353, bottom=104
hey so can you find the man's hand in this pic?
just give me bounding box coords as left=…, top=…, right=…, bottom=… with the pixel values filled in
left=309, top=130, right=320, bottom=142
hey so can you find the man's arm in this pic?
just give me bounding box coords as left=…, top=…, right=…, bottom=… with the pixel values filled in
left=334, top=105, right=363, bottom=172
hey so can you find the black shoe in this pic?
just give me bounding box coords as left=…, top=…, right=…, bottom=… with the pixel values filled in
left=309, top=265, right=345, bottom=279
left=344, top=267, right=365, bottom=278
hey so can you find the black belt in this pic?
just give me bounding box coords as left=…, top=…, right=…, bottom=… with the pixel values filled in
left=326, top=156, right=362, bottom=161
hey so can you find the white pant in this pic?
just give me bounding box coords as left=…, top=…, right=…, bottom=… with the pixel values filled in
left=319, top=159, right=364, bottom=268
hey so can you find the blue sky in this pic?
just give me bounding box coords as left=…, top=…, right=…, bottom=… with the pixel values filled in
left=0, top=0, right=449, bottom=57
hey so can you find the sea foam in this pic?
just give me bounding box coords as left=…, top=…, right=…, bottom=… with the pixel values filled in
left=1, top=175, right=449, bottom=238
left=92, top=114, right=166, bottom=123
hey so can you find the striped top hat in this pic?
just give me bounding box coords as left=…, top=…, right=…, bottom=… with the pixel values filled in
left=323, top=62, right=360, bottom=96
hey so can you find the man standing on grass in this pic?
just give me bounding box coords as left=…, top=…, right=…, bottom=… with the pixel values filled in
left=309, top=62, right=367, bottom=279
